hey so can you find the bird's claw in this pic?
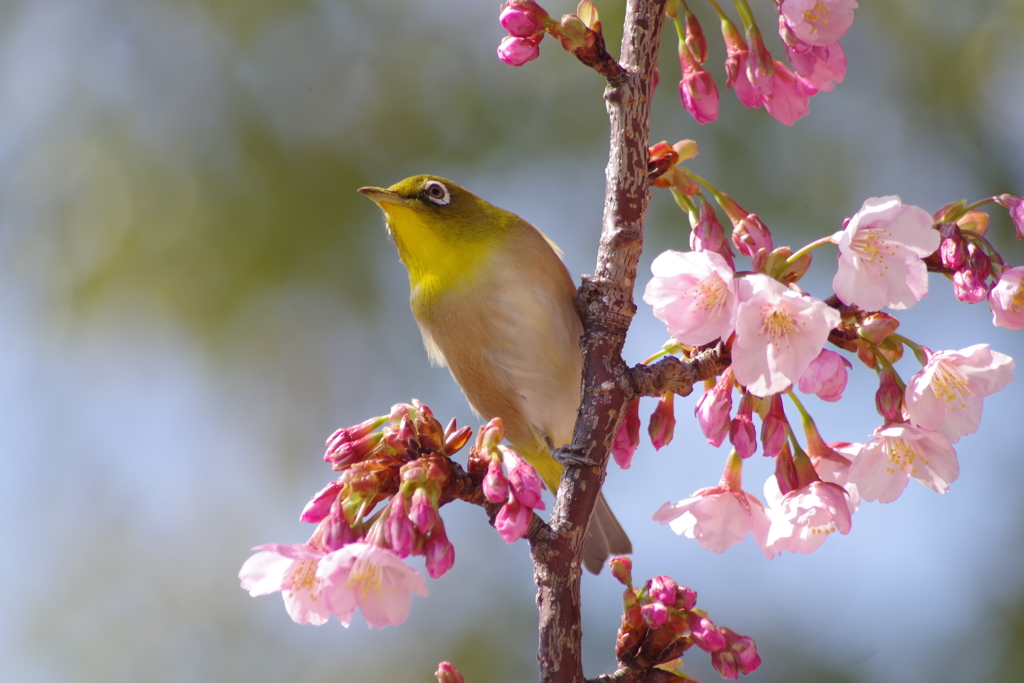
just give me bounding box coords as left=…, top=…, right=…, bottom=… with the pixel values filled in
left=553, top=444, right=598, bottom=468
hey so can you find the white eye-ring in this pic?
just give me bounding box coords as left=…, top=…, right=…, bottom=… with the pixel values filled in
left=422, top=180, right=451, bottom=206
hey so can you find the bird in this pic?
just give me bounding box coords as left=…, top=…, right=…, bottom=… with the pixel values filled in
left=359, top=174, right=631, bottom=573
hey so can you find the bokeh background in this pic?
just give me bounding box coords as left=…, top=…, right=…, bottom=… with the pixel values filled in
left=2, top=0, right=1024, bottom=681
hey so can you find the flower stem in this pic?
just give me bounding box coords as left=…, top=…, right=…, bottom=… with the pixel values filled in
left=787, top=235, right=837, bottom=264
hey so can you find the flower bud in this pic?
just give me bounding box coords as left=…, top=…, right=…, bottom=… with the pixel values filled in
left=300, top=480, right=344, bottom=524
left=690, top=202, right=735, bottom=268
left=730, top=211, right=774, bottom=259
left=503, top=446, right=546, bottom=510
left=857, top=311, right=900, bottom=344
left=760, top=394, right=789, bottom=458
left=648, top=575, right=678, bottom=604
left=648, top=392, right=676, bottom=450
left=612, top=399, right=642, bottom=469
left=609, top=555, right=633, bottom=586
left=688, top=613, right=726, bottom=653
left=494, top=497, right=532, bottom=543
left=875, top=366, right=903, bottom=422
left=443, top=425, right=473, bottom=455
left=729, top=392, right=757, bottom=458
left=425, top=524, right=456, bottom=579
left=480, top=417, right=505, bottom=452
left=325, top=431, right=383, bottom=468
left=387, top=495, right=415, bottom=558
left=676, top=586, right=698, bottom=611
left=683, top=8, right=707, bottom=63
left=641, top=602, right=669, bottom=628
left=409, top=487, right=438, bottom=534
left=953, top=267, right=988, bottom=304
left=498, top=35, right=542, bottom=66
left=797, top=349, right=850, bottom=402
left=957, top=209, right=989, bottom=236
left=482, top=457, right=509, bottom=503
left=696, top=372, right=732, bottom=447
left=678, top=43, right=719, bottom=124
left=435, top=661, right=465, bottom=683
left=499, top=0, right=549, bottom=37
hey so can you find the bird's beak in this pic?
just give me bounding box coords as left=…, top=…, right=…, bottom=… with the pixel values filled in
left=358, top=186, right=405, bottom=206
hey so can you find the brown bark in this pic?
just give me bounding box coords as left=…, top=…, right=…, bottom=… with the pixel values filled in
left=531, top=2, right=669, bottom=682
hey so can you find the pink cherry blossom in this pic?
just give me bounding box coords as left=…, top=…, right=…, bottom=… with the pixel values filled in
left=779, top=0, right=858, bottom=47
left=300, top=480, right=343, bottom=523
left=848, top=424, right=958, bottom=503
left=764, top=477, right=852, bottom=554
left=497, top=35, right=542, bottom=66
left=808, top=441, right=862, bottom=513
left=732, top=274, right=842, bottom=397
left=905, top=344, right=1015, bottom=444
left=797, top=349, right=850, bottom=401
left=729, top=392, right=758, bottom=458
left=760, top=394, right=789, bottom=458
left=832, top=196, right=940, bottom=311
left=763, top=61, right=814, bottom=126
left=713, top=627, right=762, bottom=678
left=989, top=266, right=1024, bottom=330
left=482, top=457, right=509, bottom=503
left=784, top=37, right=846, bottom=92
left=644, top=250, right=738, bottom=346
left=239, top=543, right=331, bottom=626
left=316, top=542, right=428, bottom=629
left=425, top=525, right=456, bottom=579
left=641, top=601, right=669, bottom=628
left=436, top=661, right=466, bottom=683
left=695, top=369, right=734, bottom=447
left=653, top=486, right=772, bottom=558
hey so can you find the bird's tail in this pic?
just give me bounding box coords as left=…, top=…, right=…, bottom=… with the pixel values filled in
left=583, top=493, right=632, bottom=575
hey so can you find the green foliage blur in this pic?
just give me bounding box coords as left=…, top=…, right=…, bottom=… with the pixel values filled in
left=3, top=0, right=1023, bottom=682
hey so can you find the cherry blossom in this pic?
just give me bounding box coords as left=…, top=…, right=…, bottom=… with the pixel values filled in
left=654, top=486, right=772, bottom=558
left=316, top=542, right=428, bottom=629
left=764, top=477, right=852, bottom=554
left=847, top=424, right=958, bottom=503
left=612, top=399, right=642, bottom=468
left=798, top=349, right=850, bottom=402
left=732, top=274, right=841, bottom=397
left=779, top=0, right=858, bottom=47
left=499, top=0, right=549, bottom=37
left=808, top=441, right=862, bottom=513
left=239, top=543, right=331, bottom=626
left=905, top=344, right=1015, bottom=444
left=643, top=250, right=738, bottom=346
left=763, top=61, right=813, bottom=126
left=832, top=196, right=940, bottom=311
left=989, top=266, right=1024, bottom=330
left=648, top=392, right=676, bottom=450
left=784, top=38, right=846, bottom=92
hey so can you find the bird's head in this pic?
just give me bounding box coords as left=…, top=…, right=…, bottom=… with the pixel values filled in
left=359, top=175, right=517, bottom=298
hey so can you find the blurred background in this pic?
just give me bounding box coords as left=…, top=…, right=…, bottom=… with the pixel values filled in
left=2, top=0, right=1023, bottom=681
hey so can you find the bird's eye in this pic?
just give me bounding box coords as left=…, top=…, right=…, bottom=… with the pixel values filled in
left=422, top=180, right=451, bottom=206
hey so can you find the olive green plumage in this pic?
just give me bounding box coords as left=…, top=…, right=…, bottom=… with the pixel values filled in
left=360, top=174, right=630, bottom=573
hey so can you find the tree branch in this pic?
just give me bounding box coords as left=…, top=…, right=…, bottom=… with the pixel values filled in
left=532, top=1, right=669, bottom=682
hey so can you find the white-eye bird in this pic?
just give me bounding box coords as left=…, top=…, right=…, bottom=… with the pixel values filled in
left=359, top=175, right=631, bottom=573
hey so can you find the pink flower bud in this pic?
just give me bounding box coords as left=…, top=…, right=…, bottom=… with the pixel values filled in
left=729, top=392, right=758, bottom=458
left=409, top=487, right=438, bottom=534
left=425, top=525, right=455, bottom=579
left=612, top=399, right=642, bottom=469
left=300, top=480, right=344, bottom=524
left=968, top=241, right=992, bottom=281
left=760, top=394, right=789, bottom=458
left=875, top=366, right=904, bottom=422
left=324, top=431, right=382, bottom=468
left=387, top=496, right=415, bottom=558
left=690, top=202, right=735, bottom=268
left=494, top=497, right=532, bottom=543
left=952, top=268, right=988, bottom=304
left=499, top=1, right=549, bottom=37
left=798, top=349, right=850, bottom=402
left=497, top=35, right=542, bottom=66
left=609, top=556, right=633, bottom=586
left=939, top=223, right=967, bottom=270
left=648, top=392, right=676, bottom=450
left=719, top=627, right=761, bottom=674
left=683, top=8, right=707, bottom=63
left=730, top=213, right=774, bottom=259
left=676, top=586, right=698, bottom=611
left=648, top=575, right=678, bottom=604
left=641, top=602, right=669, bottom=628
left=317, top=508, right=360, bottom=551
left=502, top=447, right=545, bottom=510
left=482, top=457, right=509, bottom=503
left=435, top=661, right=465, bottom=683
left=688, top=613, right=726, bottom=652
left=745, top=28, right=775, bottom=92
left=1002, top=195, right=1024, bottom=238
left=678, top=44, right=719, bottom=124
left=695, top=371, right=733, bottom=447
left=480, top=417, right=505, bottom=452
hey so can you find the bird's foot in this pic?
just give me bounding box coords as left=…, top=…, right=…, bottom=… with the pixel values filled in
left=553, top=444, right=598, bottom=468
